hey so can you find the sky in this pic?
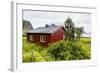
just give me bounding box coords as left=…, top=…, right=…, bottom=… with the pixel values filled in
left=23, top=10, right=91, bottom=37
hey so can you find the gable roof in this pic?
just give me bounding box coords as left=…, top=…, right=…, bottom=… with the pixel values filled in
left=27, top=24, right=64, bottom=34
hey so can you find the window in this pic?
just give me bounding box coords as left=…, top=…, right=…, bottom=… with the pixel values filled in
left=29, top=35, right=33, bottom=41
left=40, top=35, right=46, bottom=42
left=63, top=35, right=65, bottom=40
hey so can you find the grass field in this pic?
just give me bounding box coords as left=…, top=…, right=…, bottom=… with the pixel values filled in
left=79, top=37, right=91, bottom=58
left=22, top=36, right=91, bottom=62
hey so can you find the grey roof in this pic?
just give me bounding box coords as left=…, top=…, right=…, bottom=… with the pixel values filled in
left=27, top=24, right=63, bottom=34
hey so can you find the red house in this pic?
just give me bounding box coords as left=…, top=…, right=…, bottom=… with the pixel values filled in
left=27, top=24, right=65, bottom=47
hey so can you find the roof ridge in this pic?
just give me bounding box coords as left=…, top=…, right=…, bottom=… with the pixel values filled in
left=27, top=25, right=64, bottom=34
left=50, top=26, right=63, bottom=34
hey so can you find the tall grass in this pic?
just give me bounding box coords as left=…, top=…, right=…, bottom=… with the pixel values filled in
left=79, top=37, right=91, bottom=59
left=22, top=36, right=91, bottom=62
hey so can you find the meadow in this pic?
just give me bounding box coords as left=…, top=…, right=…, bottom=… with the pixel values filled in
left=22, top=36, right=91, bottom=63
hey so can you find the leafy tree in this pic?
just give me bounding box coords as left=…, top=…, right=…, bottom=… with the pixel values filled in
left=75, top=27, right=84, bottom=41
left=64, top=17, right=75, bottom=41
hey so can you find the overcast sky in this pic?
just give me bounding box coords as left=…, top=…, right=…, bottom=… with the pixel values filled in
left=23, top=10, right=91, bottom=36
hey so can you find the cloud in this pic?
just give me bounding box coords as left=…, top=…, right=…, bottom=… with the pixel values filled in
left=23, top=10, right=91, bottom=33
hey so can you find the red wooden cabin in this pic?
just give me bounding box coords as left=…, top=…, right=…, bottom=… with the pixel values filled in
left=27, top=24, right=65, bottom=47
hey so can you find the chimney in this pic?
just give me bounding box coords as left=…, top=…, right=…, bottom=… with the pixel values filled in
left=45, top=24, right=49, bottom=28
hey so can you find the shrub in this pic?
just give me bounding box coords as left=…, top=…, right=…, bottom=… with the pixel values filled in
left=48, top=40, right=89, bottom=61
left=23, top=36, right=90, bottom=62
left=32, top=50, right=46, bottom=62
left=23, top=52, right=32, bottom=62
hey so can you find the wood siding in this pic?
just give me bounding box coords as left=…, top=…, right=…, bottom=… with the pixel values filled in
left=27, top=27, right=65, bottom=47
left=27, top=33, right=51, bottom=47
left=51, top=27, right=65, bottom=42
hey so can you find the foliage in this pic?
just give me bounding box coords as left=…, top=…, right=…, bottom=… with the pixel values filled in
left=64, top=17, right=85, bottom=41
left=23, top=36, right=91, bottom=62
left=48, top=40, right=90, bottom=61
left=75, top=27, right=84, bottom=41
left=23, top=36, right=54, bottom=62
left=79, top=37, right=91, bottom=58
left=64, top=17, right=75, bottom=41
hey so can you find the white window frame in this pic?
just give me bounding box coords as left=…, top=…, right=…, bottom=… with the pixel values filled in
left=29, top=35, right=33, bottom=41
left=40, top=35, right=46, bottom=42
left=63, top=34, right=65, bottom=40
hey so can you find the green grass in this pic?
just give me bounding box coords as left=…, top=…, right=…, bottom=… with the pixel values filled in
left=22, top=36, right=91, bottom=62
left=22, top=36, right=54, bottom=62
left=79, top=37, right=91, bottom=59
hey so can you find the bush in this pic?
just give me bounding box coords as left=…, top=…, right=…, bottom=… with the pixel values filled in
left=23, top=39, right=54, bottom=62
left=23, top=52, right=32, bottom=62
left=23, top=36, right=90, bottom=62
left=48, top=40, right=89, bottom=61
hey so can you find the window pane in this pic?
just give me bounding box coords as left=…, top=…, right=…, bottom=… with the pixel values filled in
left=29, top=35, right=33, bottom=41
left=40, top=35, right=46, bottom=42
